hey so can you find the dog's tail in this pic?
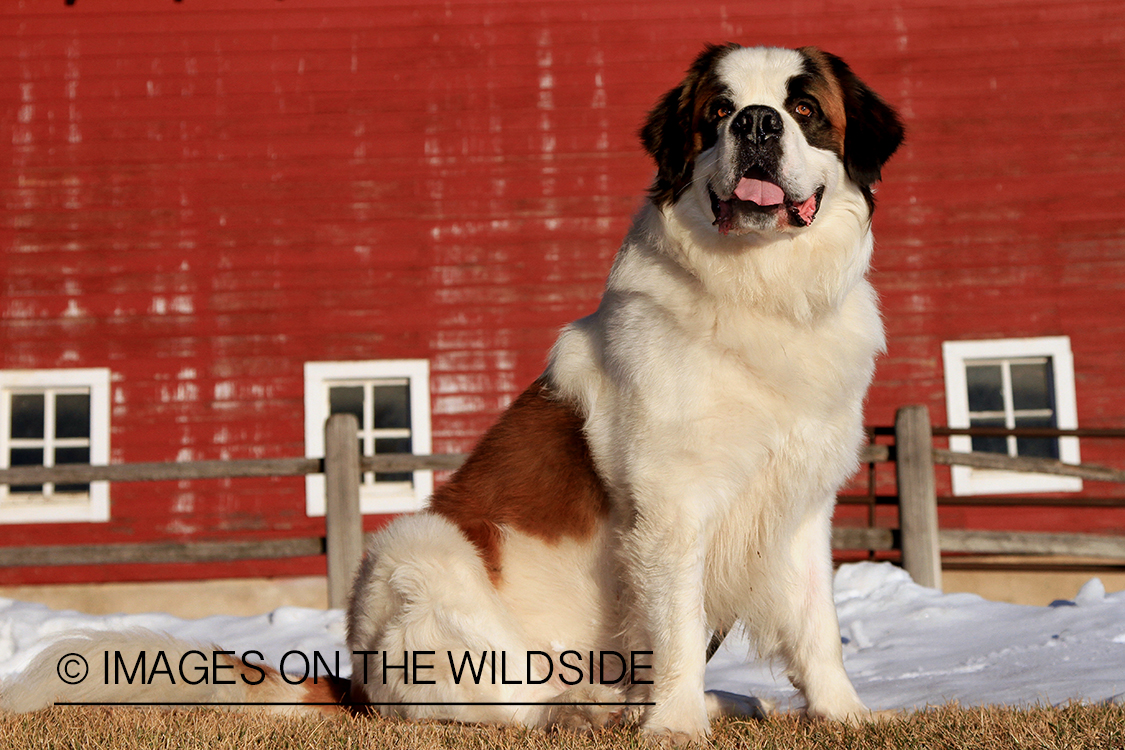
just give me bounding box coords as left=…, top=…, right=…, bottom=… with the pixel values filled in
left=0, top=629, right=350, bottom=715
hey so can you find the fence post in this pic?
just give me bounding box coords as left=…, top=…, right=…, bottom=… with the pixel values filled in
left=324, top=413, right=364, bottom=610
left=895, top=405, right=942, bottom=590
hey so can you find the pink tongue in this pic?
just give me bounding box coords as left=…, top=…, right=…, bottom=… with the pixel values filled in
left=733, top=177, right=785, bottom=206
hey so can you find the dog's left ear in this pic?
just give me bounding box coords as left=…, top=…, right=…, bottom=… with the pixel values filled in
left=817, top=50, right=906, bottom=188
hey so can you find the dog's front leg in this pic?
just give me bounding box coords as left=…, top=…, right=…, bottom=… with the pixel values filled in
left=624, top=504, right=712, bottom=743
left=777, top=506, right=869, bottom=721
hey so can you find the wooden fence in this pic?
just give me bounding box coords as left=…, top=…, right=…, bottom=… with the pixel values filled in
left=0, top=414, right=459, bottom=608
left=1, top=408, right=1123, bottom=605
left=890, top=408, right=1125, bottom=589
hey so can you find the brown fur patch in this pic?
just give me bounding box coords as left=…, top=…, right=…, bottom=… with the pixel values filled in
left=640, top=43, right=739, bottom=205
left=797, top=47, right=906, bottom=193
left=218, top=651, right=276, bottom=688
left=218, top=653, right=352, bottom=714
left=797, top=47, right=847, bottom=151
left=691, top=68, right=735, bottom=156
left=429, top=378, right=611, bottom=583
left=301, top=674, right=353, bottom=714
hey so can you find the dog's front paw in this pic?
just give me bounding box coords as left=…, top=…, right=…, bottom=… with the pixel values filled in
left=640, top=726, right=708, bottom=747
left=804, top=699, right=887, bottom=726
left=639, top=684, right=711, bottom=744
left=802, top=687, right=872, bottom=725
left=641, top=710, right=710, bottom=746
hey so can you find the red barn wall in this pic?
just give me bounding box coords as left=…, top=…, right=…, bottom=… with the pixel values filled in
left=1, top=0, right=1123, bottom=585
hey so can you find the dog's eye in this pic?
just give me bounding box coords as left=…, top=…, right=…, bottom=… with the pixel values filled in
left=794, top=102, right=815, bottom=118
left=714, top=102, right=734, bottom=120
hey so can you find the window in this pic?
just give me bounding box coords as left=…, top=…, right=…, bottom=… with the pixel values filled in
left=0, top=369, right=111, bottom=523
left=304, top=360, right=433, bottom=516
left=943, top=337, right=1080, bottom=495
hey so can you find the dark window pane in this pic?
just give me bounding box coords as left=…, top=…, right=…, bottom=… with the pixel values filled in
left=966, top=365, right=1004, bottom=413
left=329, top=386, right=364, bottom=427
left=1014, top=415, right=1060, bottom=460
left=1010, top=361, right=1054, bottom=413
left=375, top=436, right=413, bottom=483
left=375, top=436, right=412, bottom=454
left=55, top=393, right=91, bottom=439
left=375, top=471, right=413, bottom=484
left=373, top=384, right=410, bottom=430
left=10, top=394, right=45, bottom=439
left=969, top=416, right=1008, bottom=455
left=54, top=446, right=91, bottom=494
left=55, top=446, right=90, bottom=465
left=9, top=447, right=44, bottom=494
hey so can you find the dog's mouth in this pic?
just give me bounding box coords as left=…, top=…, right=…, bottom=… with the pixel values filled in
left=709, top=172, right=824, bottom=235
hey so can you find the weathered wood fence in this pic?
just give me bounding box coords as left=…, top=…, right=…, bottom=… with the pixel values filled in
left=888, top=407, right=1125, bottom=590
left=0, top=414, right=465, bottom=608
left=1, top=407, right=1123, bottom=605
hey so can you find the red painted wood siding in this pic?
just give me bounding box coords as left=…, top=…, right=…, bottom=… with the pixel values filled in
left=1, top=0, right=1123, bottom=584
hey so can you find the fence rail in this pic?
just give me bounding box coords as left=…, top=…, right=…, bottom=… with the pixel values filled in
left=893, top=417, right=1125, bottom=586
left=0, top=414, right=469, bottom=607
left=938, top=529, right=1125, bottom=558
left=1, top=408, right=1122, bottom=602
left=0, top=538, right=325, bottom=569
left=0, top=454, right=468, bottom=486
left=933, top=449, right=1125, bottom=483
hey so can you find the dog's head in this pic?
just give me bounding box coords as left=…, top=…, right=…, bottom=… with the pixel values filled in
left=641, top=45, right=904, bottom=237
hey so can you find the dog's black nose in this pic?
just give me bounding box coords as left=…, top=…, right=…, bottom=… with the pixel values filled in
left=731, top=105, right=783, bottom=144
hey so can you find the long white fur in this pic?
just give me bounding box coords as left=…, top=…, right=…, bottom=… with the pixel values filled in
left=349, top=46, right=884, bottom=741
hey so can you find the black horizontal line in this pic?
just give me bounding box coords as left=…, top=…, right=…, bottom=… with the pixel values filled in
left=55, top=701, right=655, bottom=707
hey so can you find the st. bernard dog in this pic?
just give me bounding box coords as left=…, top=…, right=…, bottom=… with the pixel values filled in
left=346, top=43, right=903, bottom=740
left=2, top=44, right=903, bottom=742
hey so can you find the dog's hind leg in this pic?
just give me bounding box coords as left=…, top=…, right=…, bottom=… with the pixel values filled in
left=535, top=683, right=630, bottom=731
left=346, top=513, right=564, bottom=727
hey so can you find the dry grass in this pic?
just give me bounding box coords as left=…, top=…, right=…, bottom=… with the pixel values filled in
left=1, top=704, right=1123, bottom=750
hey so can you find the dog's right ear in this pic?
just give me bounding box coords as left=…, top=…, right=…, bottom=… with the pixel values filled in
left=640, top=43, right=739, bottom=206
left=640, top=84, right=692, bottom=206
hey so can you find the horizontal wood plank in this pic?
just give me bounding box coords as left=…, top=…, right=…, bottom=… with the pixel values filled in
left=0, top=458, right=322, bottom=485
left=933, top=449, right=1125, bottom=484
left=0, top=446, right=889, bottom=487
left=831, top=526, right=897, bottom=551
left=860, top=444, right=890, bottom=463
left=360, top=454, right=469, bottom=472
left=0, top=455, right=470, bottom=485
left=0, top=538, right=326, bottom=568
left=940, top=529, right=1125, bottom=559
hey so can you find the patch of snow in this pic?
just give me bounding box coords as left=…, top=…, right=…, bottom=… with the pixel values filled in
left=1, top=563, right=1123, bottom=713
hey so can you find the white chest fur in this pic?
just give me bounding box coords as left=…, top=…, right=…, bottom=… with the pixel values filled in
left=549, top=199, right=884, bottom=515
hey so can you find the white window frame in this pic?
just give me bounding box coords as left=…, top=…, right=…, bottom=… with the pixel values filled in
left=0, top=368, right=111, bottom=523
left=304, top=360, right=433, bottom=516
left=942, top=337, right=1081, bottom=496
